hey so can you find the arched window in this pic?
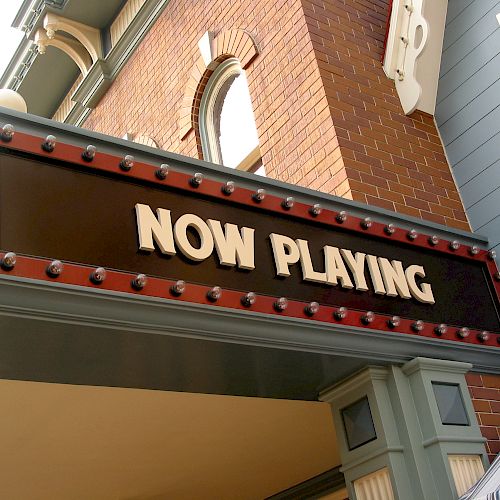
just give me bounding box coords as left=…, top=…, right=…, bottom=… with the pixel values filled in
left=199, top=58, right=264, bottom=175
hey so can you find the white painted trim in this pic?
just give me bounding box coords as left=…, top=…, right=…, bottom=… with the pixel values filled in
left=199, top=58, right=242, bottom=165
left=198, top=31, right=215, bottom=67
left=110, top=0, right=147, bottom=47
left=383, top=0, right=448, bottom=115
left=199, top=57, right=262, bottom=171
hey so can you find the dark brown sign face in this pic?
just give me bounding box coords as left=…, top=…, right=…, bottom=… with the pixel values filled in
left=0, top=148, right=499, bottom=332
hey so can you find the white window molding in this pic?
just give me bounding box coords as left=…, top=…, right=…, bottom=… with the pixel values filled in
left=199, top=57, right=263, bottom=173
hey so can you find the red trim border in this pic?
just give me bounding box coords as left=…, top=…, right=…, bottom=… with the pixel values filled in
left=1, top=130, right=499, bottom=344
left=1, top=252, right=498, bottom=347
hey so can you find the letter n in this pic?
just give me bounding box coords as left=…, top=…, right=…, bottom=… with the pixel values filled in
left=135, top=203, right=176, bottom=255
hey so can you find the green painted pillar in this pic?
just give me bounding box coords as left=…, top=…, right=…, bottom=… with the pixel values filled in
left=320, top=358, right=488, bottom=500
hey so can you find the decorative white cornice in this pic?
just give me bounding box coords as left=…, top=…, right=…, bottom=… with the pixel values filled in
left=339, top=445, right=404, bottom=473
left=422, top=436, right=487, bottom=448
left=43, top=12, right=102, bottom=62
left=35, top=28, right=92, bottom=74
left=402, top=357, right=472, bottom=376
left=319, top=366, right=389, bottom=403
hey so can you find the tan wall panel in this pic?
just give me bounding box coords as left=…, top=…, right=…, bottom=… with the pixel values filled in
left=449, top=454, right=484, bottom=497
left=353, top=468, right=395, bottom=500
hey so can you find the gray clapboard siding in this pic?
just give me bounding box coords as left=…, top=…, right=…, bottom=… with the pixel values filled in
left=437, top=29, right=500, bottom=101
left=436, top=0, right=500, bottom=252
left=440, top=4, right=500, bottom=76
left=443, top=105, right=500, bottom=164
left=443, top=0, right=499, bottom=50
left=452, top=132, right=500, bottom=186
left=436, top=52, right=500, bottom=123
left=438, top=79, right=500, bottom=144
left=446, top=0, right=475, bottom=23
left=478, top=214, right=500, bottom=237
left=460, top=159, right=500, bottom=207
left=467, top=187, right=500, bottom=222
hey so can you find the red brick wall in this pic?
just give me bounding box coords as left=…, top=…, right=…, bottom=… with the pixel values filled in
left=301, top=0, right=469, bottom=230
left=466, top=373, right=500, bottom=463
left=83, top=0, right=470, bottom=230
left=84, top=0, right=344, bottom=193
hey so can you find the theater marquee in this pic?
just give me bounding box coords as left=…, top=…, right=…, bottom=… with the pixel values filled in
left=0, top=126, right=499, bottom=345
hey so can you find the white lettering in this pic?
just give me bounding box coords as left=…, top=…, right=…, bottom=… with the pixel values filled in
left=297, top=239, right=327, bottom=283
left=270, top=233, right=300, bottom=277
left=174, top=213, right=214, bottom=261
left=405, top=265, right=435, bottom=304
left=207, top=220, right=255, bottom=269
left=378, top=258, right=411, bottom=299
left=341, top=250, right=368, bottom=291
left=135, top=203, right=175, bottom=255
left=366, top=254, right=386, bottom=294
left=325, top=246, right=353, bottom=288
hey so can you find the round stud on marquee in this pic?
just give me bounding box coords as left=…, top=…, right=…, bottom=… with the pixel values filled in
left=155, top=164, right=169, bottom=180
left=241, top=292, right=256, bottom=307
left=1, top=252, right=17, bottom=270
left=361, top=311, right=374, bottom=325
left=434, top=324, right=447, bottom=336
left=411, top=320, right=424, bottom=332
left=333, top=306, right=347, bottom=320
left=42, top=134, right=56, bottom=153
left=309, top=204, right=322, bottom=217
left=252, top=188, right=266, bottom=202
left=170, top=280, right=186, bottom=296
left=90, top=266, right=106, bottom=284
left=457, top=327, right=470, bottom=339
left=190, top=172, right=203, bottom=187
left=131, top=273, right=147, bottom=290
left=387, top=316, right=400, bottom=328
left=207, top=286, right=222, bottom=302
left=221, top=181, right=235, bottom=195
left=428, top=235, right=439, bottom=246
left=119, top=155, right=134, bottom=171
left=477, top=331, right=490, bottom=343
left=449, top=240, right=460, bottom=251
left=46, top=259, right=63, bottom=277
left=82, top=145, right=96, bottom=162
left=407, top=229, right=418, bottom=241
left=488, top=250, right=496, bottom=260
left=305, top=301, right=320, bottom=316
left=469, top=246, right=480, bottom=256
left=336, top=211, right=347, bottom=223
left=282, top=196, right=294, bottom=210
left=361, top=217, right=372, bottom=230
left=274, top=297, right=288, bottom=312
left=494, top=271, right=500, bottom=281
left=1, top=124, right=14, bottom=142
left=384, top=224, right=396, bottom=235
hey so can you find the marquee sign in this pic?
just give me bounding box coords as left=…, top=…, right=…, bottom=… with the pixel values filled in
left=1, top=126, right=499, bottom=347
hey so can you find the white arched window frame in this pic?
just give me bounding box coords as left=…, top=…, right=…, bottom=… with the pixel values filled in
left=199, top=58, right=263, bottom=174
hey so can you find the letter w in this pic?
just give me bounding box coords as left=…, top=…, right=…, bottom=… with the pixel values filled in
left=207, top=220, right=255, bottom=269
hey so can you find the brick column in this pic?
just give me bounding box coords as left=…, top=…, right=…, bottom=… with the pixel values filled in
left=301, top=0, right=470, bottom=230
left=466, top=373, right=500, bottom=462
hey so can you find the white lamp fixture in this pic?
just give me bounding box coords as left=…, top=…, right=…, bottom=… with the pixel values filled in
left=0, top=89, right=27, bottom=113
